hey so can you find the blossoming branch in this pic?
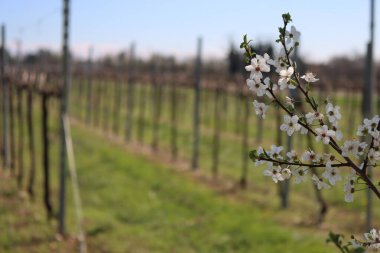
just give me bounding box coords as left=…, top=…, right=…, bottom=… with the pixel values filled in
left=241, top=13, right=380, bottom=250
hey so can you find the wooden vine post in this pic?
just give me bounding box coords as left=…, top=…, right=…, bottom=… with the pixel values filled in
left=125, top=43, right=135, bottom=142
left=85, top=47, right=93, bottom=125
left=58, top=0, right=71, bottom=235
left=1, top=24, right=10, bottom=170
left=191, top=37, right=202, bottom=170
left=362, top=0, right=376, bottom=230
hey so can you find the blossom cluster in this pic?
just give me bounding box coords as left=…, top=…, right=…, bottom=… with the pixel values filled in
left=241, top=13, right=380, bottom=204
left=242, top=13, right=380, bottom=253
left=351, top=228, right=380, bottom=250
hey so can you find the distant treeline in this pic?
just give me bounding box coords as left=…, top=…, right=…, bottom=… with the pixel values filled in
left=1, top=44, right=379, bottom=91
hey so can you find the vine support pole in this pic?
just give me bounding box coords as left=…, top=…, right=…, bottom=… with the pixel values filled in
left=58, top=0, right=71, bottom=235
left=125, top=43, right=135, bottom=142
left=1, top=24, right=10, bottom=170
left=85, top=47, right=93, bottom=125
left=363, top=0, right=376, bottom=231
left=191, top=37, right=202, bottom=170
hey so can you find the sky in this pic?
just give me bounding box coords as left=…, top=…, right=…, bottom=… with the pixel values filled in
left=0, top=0, right=379, bottom=63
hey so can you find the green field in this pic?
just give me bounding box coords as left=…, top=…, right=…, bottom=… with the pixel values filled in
left=0, top=120, right=334, bottom=253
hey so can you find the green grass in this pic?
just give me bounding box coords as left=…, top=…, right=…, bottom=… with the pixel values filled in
left=1, top=122, right=332, bottom=252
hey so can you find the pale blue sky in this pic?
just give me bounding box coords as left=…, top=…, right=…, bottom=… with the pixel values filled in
left=0, top=0, right=378, bottom=63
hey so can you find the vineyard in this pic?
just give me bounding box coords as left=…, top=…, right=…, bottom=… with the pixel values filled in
left=0, top=66, right=379, bottom=252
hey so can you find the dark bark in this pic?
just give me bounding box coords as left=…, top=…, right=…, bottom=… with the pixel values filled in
left=26, top=86, right=36, bottom=199
left=112, top=80, right=122, bottom=135
left=151, top=69, right=162, bottom=151
left=212, top=85, right=221, bottom=179
left=85, top=68, right=93, bottom=125
left=170, top=76, right=178, bottom=160
left=137, top=83, right=147, bottom=143
left=102, top=82, right=109, bottom=132
left=239, top=92, right=250, bottom=189
left=95, top=81, right=102, bottom=128
left=16, top=87, right=24, bottom=188
left=42, top=93, right=53, bottom=218
left=234, top=88, right=241, bottom=135
left=125, top=77, right=134, bottom=141
left=9, top=82, right=15, bottom=173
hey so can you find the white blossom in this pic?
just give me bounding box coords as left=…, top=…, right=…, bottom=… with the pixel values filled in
left=302, top=150, right=317, bottom=163
left=269, top=145, right=283, bottom=160
left=280, top=115, right=301, bottom=136
left=373, top=135, right=380, bottom=148
left=367, top=148, right=380, bottom=163
left=357, top=123, right=370, bottom=137
left=262, top=53, right=275, bottom=66
left=315, top=125, right=335, bottom=144
left=263, top=163, right=284, bottom=183
left=341, top=141, right=367, bottom=158
left=350, top=239, right=362, bottom=248
left=253, top=100, right=268, bottom=118
left=341, top=140, right=360, bottom=158
left=357, top=142, right=367, bottom=156
left=312, top=174, right=330, bottom=190
left=357, top=115, right=380, bottom=138
left=367, top=115, right=379, bottom=134
left=246, top=77, right=268, bottom=96
left=246, top=77, right=257, bottom=90
left=286, top=150, right=298, bottom=162
left=293, top=167, right=308, bottom=184
left=273, top=59, right=287, bottom=73
left=263, top=77, right=277, bottom=97
left=314, top=154, right=325, bottom=164
left=305, top=111, right=323, bottom=124
left=255, top=147, right=265, bottom=166
left=325, top=103, right=341, bottom=123
left=279, top=67, right=296, bottom=90
left=322, top=167, right=341, bottom=185
left=285, top=25, right=301, bottom=45
left=245, top=54, right=271, bottom=79
left=343, top=170, right=356, bottom=202
left=364, top=229, right=379, bottom=243
left=369, top=243, right=380, bottom=250
left=354, top=228, right=380, bottom=249
left=324, top=154, right=336, bottom=169
left=285, top=96, right=294, bottom=109
left=281, top=167, right=292, bottom=179
left=302, top=151, right=323, bottom=163
left=301, top=72, right=319, bottom=83
left=331, top=121, right=343, bottom=141
left=272, top=48, right=294, bottom=73
left=300, top=126, right=308, bottom=135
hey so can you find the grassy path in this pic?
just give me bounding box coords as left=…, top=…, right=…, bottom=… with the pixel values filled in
left=0, top=121, right=332, bottom=253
